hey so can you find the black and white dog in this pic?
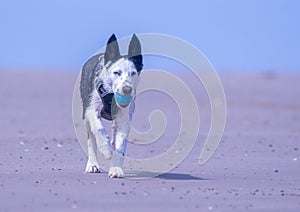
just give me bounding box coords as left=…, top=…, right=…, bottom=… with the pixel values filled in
left=80, top=34, right=143, bottom=178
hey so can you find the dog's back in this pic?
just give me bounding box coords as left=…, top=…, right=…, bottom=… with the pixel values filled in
left=80, top=54, right=103, bottom=119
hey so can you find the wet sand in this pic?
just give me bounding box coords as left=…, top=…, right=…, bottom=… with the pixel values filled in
left=0, top=71, right=299, bottom=211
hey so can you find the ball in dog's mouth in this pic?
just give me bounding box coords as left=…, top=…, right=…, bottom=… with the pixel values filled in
left=114, top=92, right=133, bottom=108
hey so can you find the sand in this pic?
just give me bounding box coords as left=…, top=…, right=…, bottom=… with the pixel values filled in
left=0, top=71, right=299, bottom=211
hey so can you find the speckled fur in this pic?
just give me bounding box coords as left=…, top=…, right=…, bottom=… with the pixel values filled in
left=80, top=34, right=143, bottom=178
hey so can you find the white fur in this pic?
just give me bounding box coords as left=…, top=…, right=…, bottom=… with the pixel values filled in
left=84, top=57, right=140, bottom=177
left=82, top=34, right=142, bottom=178
left=109, top=58, right=139, bottom=96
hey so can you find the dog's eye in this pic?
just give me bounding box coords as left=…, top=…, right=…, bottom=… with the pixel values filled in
left=113, top=70, right=122, bottom=76
left=130, top=71, right=137, bottom=76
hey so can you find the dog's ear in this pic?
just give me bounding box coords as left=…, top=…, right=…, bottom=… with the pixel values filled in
left=128, top=34, right=143, bottom=73
left=104, top=34, right=121, bottom=64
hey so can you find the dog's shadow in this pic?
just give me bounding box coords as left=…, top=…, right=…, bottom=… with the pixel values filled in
left=155, top=173, right=207, bottom=180
left=125, top=171, right=207, bottom=180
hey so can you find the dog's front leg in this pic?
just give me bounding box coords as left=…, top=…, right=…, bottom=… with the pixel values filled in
left=85, top=108, right=112, bottom=173
left=108, top=110, right=130, bottom=178
left=85, top=125, right=100, bottom=173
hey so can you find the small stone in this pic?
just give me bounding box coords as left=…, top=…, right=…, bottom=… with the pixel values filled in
left=71, top=203, right=77, bottom=209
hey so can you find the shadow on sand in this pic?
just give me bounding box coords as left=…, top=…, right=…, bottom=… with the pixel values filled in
left=125, top=171, right=207, bottom=180
left=155, top=173, right=207, bottom=180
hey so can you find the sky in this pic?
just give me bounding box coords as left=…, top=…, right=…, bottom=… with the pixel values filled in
left=0, top=0, right=299, bottom=72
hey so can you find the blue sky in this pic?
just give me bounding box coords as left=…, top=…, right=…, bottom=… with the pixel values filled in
left=0, top=0, right=299, bottom=72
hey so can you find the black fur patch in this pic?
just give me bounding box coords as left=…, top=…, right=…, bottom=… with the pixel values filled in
left=98, top=83, right=114, bottom=121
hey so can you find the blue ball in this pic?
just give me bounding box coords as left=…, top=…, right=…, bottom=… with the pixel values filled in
left=115, top=92, right=133, bottom=107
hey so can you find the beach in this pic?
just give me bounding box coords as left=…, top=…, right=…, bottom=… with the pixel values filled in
left=0, top=71, right=299, bottom=211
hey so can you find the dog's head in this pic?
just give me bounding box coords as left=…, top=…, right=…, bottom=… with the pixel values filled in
left=104, top=34, right=143, bottom=108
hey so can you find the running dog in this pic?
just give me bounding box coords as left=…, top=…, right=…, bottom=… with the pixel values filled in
left=80, top=34, right=143, bottom=178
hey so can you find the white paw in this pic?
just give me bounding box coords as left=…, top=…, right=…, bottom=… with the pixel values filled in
left=108, top=167, right=124, bottom=178
left=85, top=160, right=101, bottom=173
left=99, top=144, right=113, bottom=160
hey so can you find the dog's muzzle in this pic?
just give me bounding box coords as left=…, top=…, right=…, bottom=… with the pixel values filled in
left=98, top=83, right=133, bottom=120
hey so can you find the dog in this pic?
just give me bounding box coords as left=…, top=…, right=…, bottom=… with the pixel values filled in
left=80, top=34, right=143, bottom=178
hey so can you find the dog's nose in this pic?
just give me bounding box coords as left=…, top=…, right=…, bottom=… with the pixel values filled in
left=122, top=85, right=132, bottom=94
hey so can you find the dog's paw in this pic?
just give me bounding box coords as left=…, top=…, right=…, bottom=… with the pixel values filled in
left=108, top=167, right=124, bottom=178
left=85, top=160, right=101, bottom=173
left=85, top=165, right=101, bottom=173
